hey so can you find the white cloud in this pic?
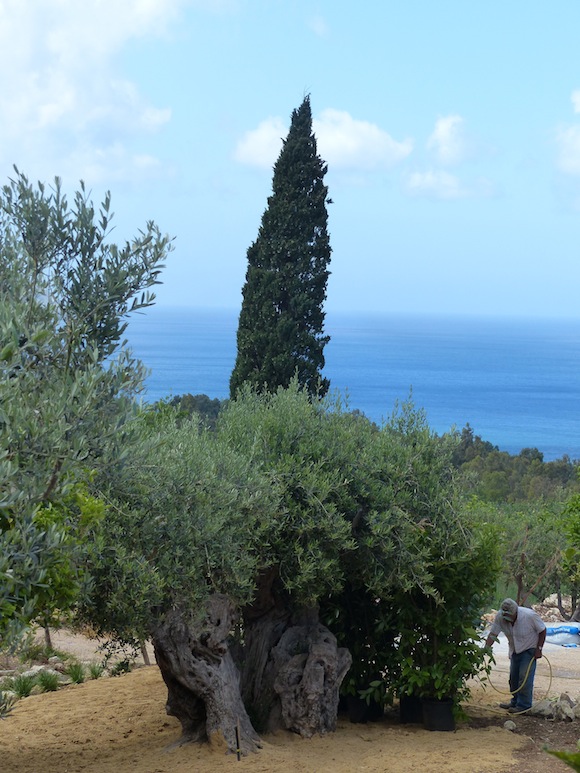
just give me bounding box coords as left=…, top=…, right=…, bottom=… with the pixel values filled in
left=234, top=117, right=288, bottom=169
left=572, top=90, right=580, bottom=114
left=427, top=115, right=466, bottom=166
left=314, top=109, right=413, bottom=170
left=405, top=169, right=493, bottom=200
left=234, top=109, right=413, bottom=173
left=0, top=0, right=188, bottom=184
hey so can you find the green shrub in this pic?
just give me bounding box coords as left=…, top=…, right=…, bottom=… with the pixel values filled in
left=109, top=659, right=132, bottom=677
left=88, top=662, right=104, bottom=680
left=0, top=690, right=16, bottom=719
left=66, top=662, right=85, bottom=684
left=11, top=674, right=37, bottom=698
left=17, top=641, right=48, bottom=664
left=37, top=670, right=60, bottom=692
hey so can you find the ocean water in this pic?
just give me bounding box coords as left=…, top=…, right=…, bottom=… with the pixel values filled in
left=125, top=307, right=580, bottom=461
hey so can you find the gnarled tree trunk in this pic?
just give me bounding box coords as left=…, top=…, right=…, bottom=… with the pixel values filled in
left=152, top=594, right=261, bottom=755
left=240, top=571, right=351, bottom=737
left=271, top=611, right=352, bottom=737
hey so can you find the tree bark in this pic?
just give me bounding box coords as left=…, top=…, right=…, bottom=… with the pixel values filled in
left=271, top=611, right=352, bottom=738
left=240, top=573, right=351, bottom=738
left=43, top=622, right=53, bottom=651
left=139, top=640, right=151, bottom=666
left=570, top=600, right=580, bottom=623
left=152, top=594, right=261, bottom=755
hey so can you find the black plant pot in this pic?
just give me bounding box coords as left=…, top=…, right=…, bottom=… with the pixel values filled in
left=346, top=695, right=383, bottom=724
left=422, top=697, right=455, bottom=731
left=399, top=693, right=423, bottom=724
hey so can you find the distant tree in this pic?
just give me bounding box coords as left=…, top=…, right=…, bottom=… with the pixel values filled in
left=168, top=393, right=225, bottom=429
left=451, top=423, right=498, bottom=467
left=451, top=424, right=580, bottom=503
left=0, top=169, right=171, bottom=646
left=230, top=95, right=332, bottom=399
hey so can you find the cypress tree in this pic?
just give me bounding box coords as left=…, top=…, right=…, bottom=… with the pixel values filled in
left=230, top=95, right=331, bottom=398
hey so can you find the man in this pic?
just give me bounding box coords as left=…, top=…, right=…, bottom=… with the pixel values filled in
left=484, top=598, right=546, bottom=713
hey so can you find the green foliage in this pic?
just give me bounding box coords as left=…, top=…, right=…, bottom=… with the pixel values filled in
left=559, top=494, right=580, bottom=603
left=0, top=168, right=172, bottom=646
left=15, top=638, right=68, bottom=665
left=10, top=673, right=36, bottom=698
left=109, top=659, right=133, bottom=677
left=0, top=690, right=16, bottom=718
left=66, top=661, right=85, bottom=684
left=79, top=405, right=279, bottom=642
left=167, top=393, right=225, bottom=430
left=454, top=423, right=580, bottom=607
left=319, top=399, right=499, bottom=707
left=465, top=497, right=566, bottom=605
left=32, top=485, right=106, bottom=632
left=37, top=669, right=60, bottom=692
left=16, top=640, right=49, bottom=664
left=452, top=424, right=579, bottom=503
left=230, top=96, right=332, bottom=399
left=220, top=383, right=363, bottom=604
left=79, top=382, right=500, bottom=718
left=546, top=749, right=580, bottom=772
left=88, top=661, right=104, bottom=680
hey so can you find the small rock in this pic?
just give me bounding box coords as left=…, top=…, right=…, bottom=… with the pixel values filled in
left=504, top=720, right=517, bottom=731
left=555, top=700, right=576, bottom=722
left=20, top=665, right=45, bottom=679
left=529, top=699, right=554, bottom=718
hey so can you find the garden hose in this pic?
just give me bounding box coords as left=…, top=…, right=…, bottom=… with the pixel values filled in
left=468, top=654, right=553, bottom=715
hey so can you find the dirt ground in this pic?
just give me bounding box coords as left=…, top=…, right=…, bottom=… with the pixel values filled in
left=1, top=630, right=580, bottom=773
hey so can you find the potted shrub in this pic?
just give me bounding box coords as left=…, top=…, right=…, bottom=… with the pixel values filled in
left=394, top=525, right=499, bottom=730
left=324, top=587, right=398, bottom=724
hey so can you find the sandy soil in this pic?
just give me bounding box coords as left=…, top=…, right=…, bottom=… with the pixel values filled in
left=1, top=630, right=580, bottom=773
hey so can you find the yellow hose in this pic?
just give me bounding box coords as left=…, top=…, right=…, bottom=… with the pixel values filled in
left=467, top=654, right=553, bottom=715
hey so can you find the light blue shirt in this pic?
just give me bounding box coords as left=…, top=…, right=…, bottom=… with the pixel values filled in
left=489, top=606, right=546, bottom=656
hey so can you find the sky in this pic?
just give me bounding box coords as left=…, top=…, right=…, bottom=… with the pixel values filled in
left=2, top=0, right=580, bottom=318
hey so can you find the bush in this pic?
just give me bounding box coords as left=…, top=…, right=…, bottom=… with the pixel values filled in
left=17, top=640, right=49, bottom=664
left=0, top=690, right=16, bottom=719
left=10, top=674, right=37, bottom=698
left=109, top=659, right=132, bottom=677
left=88, top=662, right=104, bottom=680
left=37, top=670, right=60, bottom=692
left=66, top=662, right=85, bottom=684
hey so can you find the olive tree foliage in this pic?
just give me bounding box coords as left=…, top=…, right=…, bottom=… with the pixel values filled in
left=81, top=407, right=281, bottom=753
left=464, top=497, right=566, bottom=607
left=0, top=169, right=171, bottom=646
left=558, top=494, right=580, bottom=620
left=80, top=385, right=496, bottom=751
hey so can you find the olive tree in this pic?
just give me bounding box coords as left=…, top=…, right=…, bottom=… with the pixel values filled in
left=80, top=408, right=279, bottom=754
left=81, top=386, right=487, bottom=753
left=0, top=169, right=171, bottom=646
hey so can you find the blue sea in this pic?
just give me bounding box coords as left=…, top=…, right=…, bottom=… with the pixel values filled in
left=125, top=307, right=580, bottom=461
